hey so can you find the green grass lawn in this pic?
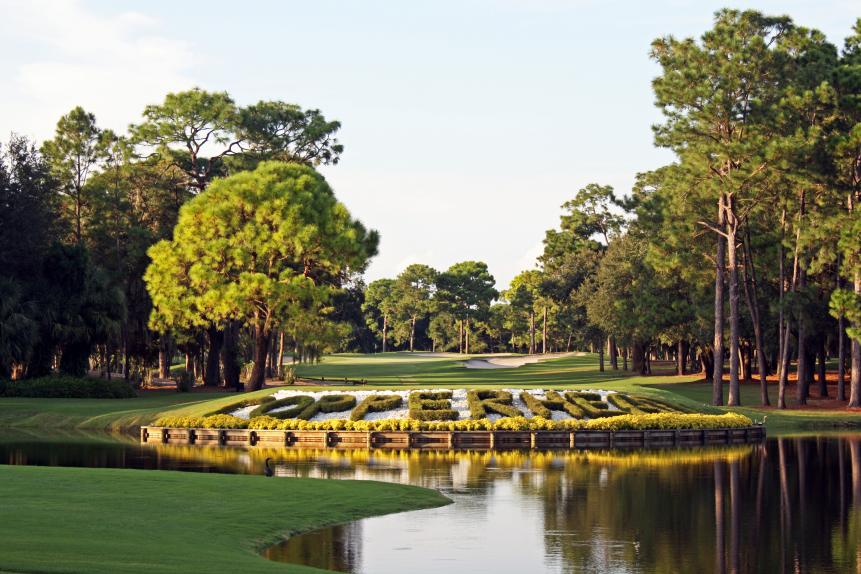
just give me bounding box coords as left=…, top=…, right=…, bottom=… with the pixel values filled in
left=0, top=391, right=224, bottom=431
left=293, top=351, right=631, bottom=386
left=0, top=465, right=450, bottom=574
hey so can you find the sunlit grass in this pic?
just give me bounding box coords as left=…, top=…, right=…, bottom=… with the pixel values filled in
left=0, top=465, right=449, bottom=574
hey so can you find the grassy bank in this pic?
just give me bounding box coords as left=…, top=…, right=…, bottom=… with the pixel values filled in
left=0, top=465, right=450, bottom=574
left=0, top=391, right=223, bottom=431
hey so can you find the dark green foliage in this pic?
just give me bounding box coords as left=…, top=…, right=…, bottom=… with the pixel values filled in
left=519, top=391, right=567, bottom=418
left=408, top=391, right=458, bottom=421
left=174, top=368, right=194, bottom=393
left=546, top=390, right=585, bottom=418
left=250, top=395, right=317, bottom=420
left=350, top=394, right=403, bottom=421
left=467, top=390, right=521, bottom=419
left=316, top=394, right=358, bottom=413
left=1, top=376, right=135, bottom=399
left=564, top=392, right=619, bottom=418
left=209, top=395, right=275, bottom=415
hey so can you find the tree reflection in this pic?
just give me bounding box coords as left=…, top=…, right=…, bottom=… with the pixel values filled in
left=5, top=431, right=860, bottom=574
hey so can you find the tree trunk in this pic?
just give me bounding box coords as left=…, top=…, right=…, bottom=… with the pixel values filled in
left=850, top=269, right=861, bottom=408
left=457, top=319, right=463, bottom=354
left=623, top=347, right=628, bottom=371
left=277, top=331, right=285, bottom=378
left=835, top=252, right=846, bottom=401
left=465, top=320, right=470, bottom=355
left=609, top=336, right=618, bottom=370
left=222, top=321, right=241, bottom=391
left=632, top=341, right=646, bottom=375
left=246, top=325, right=270, bottom=392
left=122, top=327, right=130, bottom=381
left=726, top=195, right=740, bottom=406
left=158, top=337, right=170, bottom=379
left=817, top=341, right=827, bottom=397
left=598, top=342, right=604, bottom=372
left=409, top=316, right=416, bottom=352
left=676, top=340, right=685, bottom=375
left=382, top=314, right=388, bottom=353
left=778, top=209, right=786, bottom=380
left=713, top=194, right=727, bottom=405
left=797, top=267, right=809, bottom=405
left=741, top=229, right=769, bottom=405
left=529, top=312, right=535, bottom=355
left=701, top=346, right=714, bottom=380
left=204, top=326, right=223, bottom=388
left=542, top=306, right=547, bottom=354
left=778, top=197, right=803, bottom=409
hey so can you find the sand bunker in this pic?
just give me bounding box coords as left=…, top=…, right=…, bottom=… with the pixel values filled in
left=463, top=352, right=580, bottom=369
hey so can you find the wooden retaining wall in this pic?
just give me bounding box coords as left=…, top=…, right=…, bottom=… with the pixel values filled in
left=140, top=425, right=766, bottom=450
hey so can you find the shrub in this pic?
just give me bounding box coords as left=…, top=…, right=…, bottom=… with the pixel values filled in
left=606, top=393, right=683, bottom=415
left=543, top=391, right=583, bottom=419
left=174, top=368, right=194, bottom=393
left=467, top=390, right=522, bottom=419
left=208, top=394, right=275, bottom=416
left=317, top=394, right=358, bottom=413
left=584, top=412, right=752, bottom=431
left=250, top=395, right=317, bottom=419
left=154, top=414, right=248, bottom=429
left=520, top=391, right=567, bottom=418
left=350, top=394, right=403, bottom=421
left=408, top=391, right=459, bottom=421
left=1, top=375, right=136, bottom=399
left=564, top=392, right=619, bottom=419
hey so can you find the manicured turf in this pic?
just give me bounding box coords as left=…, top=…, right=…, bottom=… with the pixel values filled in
left=0, top=465, right=450, bottom=574
left=0, top=391, right=228, bottom=431
left=293, top=352, right=631, bottom=386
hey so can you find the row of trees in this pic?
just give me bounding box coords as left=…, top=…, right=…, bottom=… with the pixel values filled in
left=2, top=11, right=859, bottom=406
left=362, top=11, right=861, bottom=412
left=0, top=88, right=358, bottom=389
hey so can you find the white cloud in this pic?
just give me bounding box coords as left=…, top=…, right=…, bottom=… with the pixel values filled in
left=0, top=0, right=197, bottom=142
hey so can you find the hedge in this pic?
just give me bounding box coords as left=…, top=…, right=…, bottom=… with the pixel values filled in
left=519, top=391, right=567, bottom=418
left=1, top=376, right=136, bottom=399
left=564, top=392, right=617, bottom=419
left=249, top=395, right=316, bottom=420
left=155, top=414, right=248, bottom=429
left=467, top=390, right=521, bottom=419
left=157, top=412, right=754, bottom=432
left=408, top=391, right=459, bottom=421
left=208, top=395, right=275, bottom=416
left=350, top=394, right=403, bottom=421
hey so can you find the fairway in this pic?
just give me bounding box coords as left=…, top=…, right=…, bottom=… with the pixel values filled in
left=293, top=352, right=631, bottom=387
left=0, top=465, right=450, bottom=574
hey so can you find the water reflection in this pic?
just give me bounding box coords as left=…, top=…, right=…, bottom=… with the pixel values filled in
left=1, top=432, right=860, bottom=573
left=259, top=438, right=860, bottom=574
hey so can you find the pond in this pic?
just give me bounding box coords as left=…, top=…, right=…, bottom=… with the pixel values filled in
left=2, top=431, right=860, bottom=573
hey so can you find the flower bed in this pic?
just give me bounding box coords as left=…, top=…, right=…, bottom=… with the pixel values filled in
left=154, top=412, right=754, bottom=432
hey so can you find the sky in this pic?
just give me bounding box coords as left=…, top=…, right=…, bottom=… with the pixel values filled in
left=1, top=0, right=858, bottom=289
